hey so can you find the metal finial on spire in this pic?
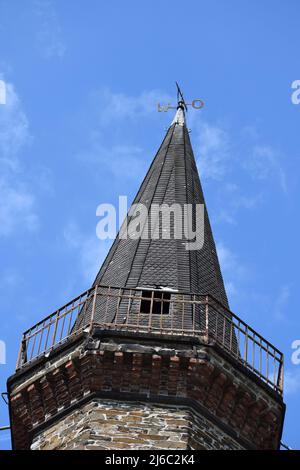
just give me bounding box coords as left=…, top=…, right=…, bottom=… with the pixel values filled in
left=171, top=102, right=186, bottom=126
left=157, top=84, right=204, bottom=118
left=175, top=82, right=188, bottom=111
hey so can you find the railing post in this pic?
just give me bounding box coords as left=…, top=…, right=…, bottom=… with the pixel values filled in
left=278, top=356, right=284, bottom=395
left=103, top=286, right=111, bottom=324
left=148, top=290, right=154, bottom=332
left=205, top=295, right=209, bottom=340
left=51, top=312, right=60, bottom=350
left=244, top=326, right=249, bottom=362
left=16, top=335, right=27, bottom=369
left=89, top=285, right=98, bottom=333
left=114, top=288, right=122, bottom=327
left=192, top=295, right=196, bottom=334
left=125, top=289, right=132, bottom=327
left=182, top=296, right=185, bottom=333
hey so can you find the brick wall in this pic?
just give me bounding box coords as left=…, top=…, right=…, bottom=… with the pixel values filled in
left=31, top=399, right=243, bottom=450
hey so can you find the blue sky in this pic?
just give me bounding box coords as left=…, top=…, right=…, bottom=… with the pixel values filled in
left=0, top=0, right=299, bottom=450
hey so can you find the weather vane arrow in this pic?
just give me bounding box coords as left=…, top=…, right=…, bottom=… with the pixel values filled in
left=157, top=82, right=204, bottom=112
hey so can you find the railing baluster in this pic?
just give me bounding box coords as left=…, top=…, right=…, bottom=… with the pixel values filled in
left=273, top=352, right=276, bottom=388
left=16, top=334, right=26, bottom=369
left=51, top=311, right=60, bottom=350
left=44, top=323, right=51, bottom=353
left=30, top=327, right=38, bottom=360
left=266, top=345, right=269, bottom=384
left=160, top=292, right=163, bottom=331
left=244, top=326, right=248, bottom=363
left=114, top=288, right=121, bottom=327
left=205, top=295, right=209, bottom=340
left=104, top=286, right=111, bottom=324
left=260, top=338, right=262, bottom=377
left=148, top=290, right=154, bottom=332
left=67, top=309, right=74, bottom=336
left=89, top=285, right=98, bottom=333
left=37, top=322, right=45, bottom=355
left=252, top=335, right=255, bottom=370
left=125, top=289, right=132, bottom=327
left=192, top=295, right=195, bottom=334
left=278, top=355, right=284, bottom=393
left=182, top=296, right=185, bottom=333
left=171, top=294, right=175, bottom=333
left=59, top=308, right=67, bottom=341
left=79, top=294, right=89, bottom=329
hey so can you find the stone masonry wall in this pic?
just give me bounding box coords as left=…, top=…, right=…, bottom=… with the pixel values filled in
left=31, top=399, right=243, bottom=450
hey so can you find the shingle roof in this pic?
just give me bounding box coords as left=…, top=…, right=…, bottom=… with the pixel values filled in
left=91, top=104, right=229, bottom=310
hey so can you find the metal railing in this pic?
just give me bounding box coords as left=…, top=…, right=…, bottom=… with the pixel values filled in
left=16, top=285, right=284, bottom=395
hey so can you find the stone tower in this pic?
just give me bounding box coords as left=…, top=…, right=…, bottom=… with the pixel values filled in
left=7, top=99, right=285, bottom=450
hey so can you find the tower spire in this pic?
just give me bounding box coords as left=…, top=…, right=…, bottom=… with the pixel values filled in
left=87, top=88, right=229, bottom=317
left=7, top=86, right=285, bottom=452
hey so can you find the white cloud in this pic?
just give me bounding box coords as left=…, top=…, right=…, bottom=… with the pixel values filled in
left=216, top=242, right=248, bottom=298
left=63, top=222, right=110, bottom=282
left=217, top=242, right=237, bottom=272
left=0, top=269, right=23, bottom=289
left=195, top=121, right=232, bottom=180
left=77, top=88, right=174, bottom=183
left=194, top=120, right=287, bottom=193
left=246, top=145, right=288, bottom=194
left=0, top=78, right=38, bottom=236
left=274, top=285, right=291, bottom=321
left=34, top=0, right=66, bottom=59
left=79, top=142, right=147, bottom=182
left=92, top=88, right=173, bottom=126
left=285, top=368, right=300, bottom=395
left=215, top=183, right=264, bottom=225
left=216, top=242, right=238, bottom=296
left=193, top=120, right=288, bottom=226
left=0, top=81, right=31, bottom=169
left=0, top=180, right=39, bottom=235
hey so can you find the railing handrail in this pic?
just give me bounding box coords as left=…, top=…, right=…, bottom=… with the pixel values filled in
left=206, top=294, right=283, bottom=356
left=16, top=284, right=284, bottom=395
left=23, top=286, right=94, bottom=335
left=206, top=298, right=282, bottom=356
left=22, top=284, right=282, bottom=353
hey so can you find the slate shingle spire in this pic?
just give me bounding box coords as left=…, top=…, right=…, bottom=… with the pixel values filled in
left=92, top=99, right=228, bottom=308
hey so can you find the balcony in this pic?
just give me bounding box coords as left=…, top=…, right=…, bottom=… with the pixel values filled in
left=16, top=285, right=284, bottom=396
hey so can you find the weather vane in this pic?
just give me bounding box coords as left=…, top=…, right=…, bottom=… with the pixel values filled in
left=157, top=82, right=204, bottom=112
